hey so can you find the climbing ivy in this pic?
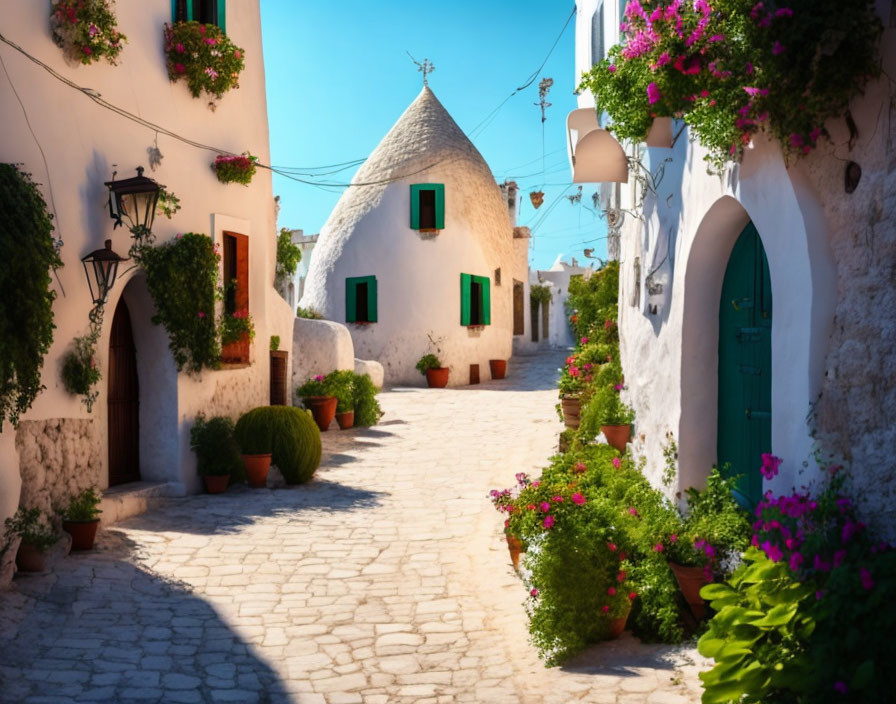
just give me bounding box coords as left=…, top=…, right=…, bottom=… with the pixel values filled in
left=0, top=164, right=63, bottom=429
left=275, top=228, right=302, bottom=285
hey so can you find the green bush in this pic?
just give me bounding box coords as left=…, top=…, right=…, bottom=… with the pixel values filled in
left=415, top=353, right=442, bottom=374
left=0, top=164, right=63, bottom=429
left=327, top=370, right=355, bottom=413
left=567, top=261, right=619, bottom=341
left=60, top=334, right=101, bottom=411
left=234, top=407, right=321, bottom=484
left=296, top=306, right=323, bottom=320
left=352, top=373, right=383, bottom=427
left=275, top=228, right=302, bottom=284
left=190, top=415, right=243, bottom=479
left=4, top=507, right=58, bottom=552
left=63, top=487, right=102, bottom=521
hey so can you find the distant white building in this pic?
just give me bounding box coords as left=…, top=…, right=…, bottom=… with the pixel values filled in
left=301, top=87, right=516, bottom=386
left=532, top=256, right=595, bottom=349
left=276, top=229, right=318, bottom=310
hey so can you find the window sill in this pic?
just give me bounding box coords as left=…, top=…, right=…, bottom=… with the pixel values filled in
left=218, top=361, right=251, bottom=370
left=466, top=325, right=487, bottom=331
left=349, top=321, right=375, bottom=327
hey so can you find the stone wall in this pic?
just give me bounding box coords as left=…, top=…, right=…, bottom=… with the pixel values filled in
left=15, top=419, right=102, bottom=519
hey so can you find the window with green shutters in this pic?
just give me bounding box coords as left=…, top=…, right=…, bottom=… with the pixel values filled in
left=346, top=276, right=378, bottom=323
left=410, top=184, right=445, bottom=230
left=460, top=274, right=491, bottom=326
left=173, top=0, right=226, bottom=31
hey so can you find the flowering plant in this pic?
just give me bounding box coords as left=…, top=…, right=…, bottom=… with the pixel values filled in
left=50, top=0, right=126, bottom=65
left=212, top=153, right=258, bottom=186
left=579, top=0, right=882, bottom=168
left=295, top=374, right=334, bottom=399
left=218, top=308, right=254, bottom=346
left=164, top=21, right=245, bottom=102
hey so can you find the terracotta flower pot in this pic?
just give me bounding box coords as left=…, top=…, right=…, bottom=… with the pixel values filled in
left=601, top=424, right=631, bottom=453
left=425, top=367, right=450, bottom=388
left=203, top=474, right=230, bottom=494
left=608, top=601, right=633, bottom=639
left=242, top=453, right=272, bottom=489
left=336, top=411, right=354, bottom=430
left=561, top=395, right=581, bottom=429
left=506, top=534, right=525, bottom=570
left=63, top=519, right=100, bottom=551
left=15, top=542, right=47, bottom=573
left=530, top=190, right=544, bottom=209
left=669, top=561, right=709, bottom=621
left=304, top=396, right=337, bottom=431
left=489, top=359, right=507, bottom=380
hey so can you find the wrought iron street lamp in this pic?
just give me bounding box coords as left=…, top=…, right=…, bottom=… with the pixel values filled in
left=81, top=240, right=126, bottom=321
left=104, top=166, right=163, bottom=242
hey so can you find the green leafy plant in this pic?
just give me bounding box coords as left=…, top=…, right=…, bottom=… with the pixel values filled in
left=270, top=335, right=280, bottom=351
left=296, top=373, right=333, bottom=399
left=529, top=283, right=552, bottom=306
left=586, top=384, right=635, bottom=427
left=580, top=0, right=883, bottom=169
left=60, top=333, right=101, bottom=411
left=567, top=261, right=619, bottom=341
left=190, top=415, right=243, bottom=479
left=219, top=308, right=255, bottom=346
left=164, top=21, right=245, bottom=102
left=352, top=373, right=383, bottom=427
left=212, top=153, right=258, bottom=185
left=4, top=507, right=58, bottom=553
left=415, top=353, right=443, bottom=375
left=156, top=187, right=181, bottom=219
left=63, top=488, right=102, bottom=521
left=50, top=0, right=126, bottom=65
left=234, top=407, right=321, bottom=484
left=0, top=164, right=63, bottom=429
left=327, top=370, right=356, bottom=413
left=275, top=228, right=302, bottom=285
left=133, top=233, right=220, bottom=372
left=296, top=306, right=324, bottom=320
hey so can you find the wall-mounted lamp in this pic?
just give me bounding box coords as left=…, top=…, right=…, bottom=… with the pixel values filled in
left=105, top=166, right=163, bottom=241
left=82, top=239, right=126, bottom=311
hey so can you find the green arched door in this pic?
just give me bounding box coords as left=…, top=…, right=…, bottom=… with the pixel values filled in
left=718, top=222, right=771, bottom=509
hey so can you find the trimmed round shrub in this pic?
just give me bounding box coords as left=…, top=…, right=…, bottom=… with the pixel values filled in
left=234, top=406, right=321, bottom=485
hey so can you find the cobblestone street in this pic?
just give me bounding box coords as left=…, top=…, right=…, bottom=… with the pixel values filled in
left=0, top=351, right=706, bottom=704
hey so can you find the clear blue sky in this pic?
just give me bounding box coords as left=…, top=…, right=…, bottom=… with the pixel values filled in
left=260, top=1, right=608, bottom=270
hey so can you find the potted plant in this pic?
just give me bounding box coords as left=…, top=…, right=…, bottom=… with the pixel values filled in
left=352, top=373, right=384, bottom=427
left=296, top=374, right=338, bottom=431
left=49, top=0, right=127, bottom=66
left=328, top=370, right=356, bottom=430
left=489, top=359, right=507, bottom=380
left=4, top=507, right=58, bottom=573
left=62, top=488, right=102, bottom=550
left=416, top=353, right=449, bottom=388
left=211, top=153, right=258, bottom=185
left=589, top=385, right=634, bottom=452
left=233, top=410, right=274, bottom=488
left=190, top=415, right=243, bottom=493
left=164, top=21, right=245, bottom=103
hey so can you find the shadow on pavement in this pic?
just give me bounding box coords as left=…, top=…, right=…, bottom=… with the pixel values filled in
left=560, top=632, right=689, bottom=677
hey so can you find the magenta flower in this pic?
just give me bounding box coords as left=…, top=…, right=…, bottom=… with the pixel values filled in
left=670, top=534, right=678, bottom=543
left=612, top=458, right=622, bottom=469
left=628, top=507, right=638, bottom=517
left=198, top=311, right=206, bottom=318
left=860, top=567, right=874, bottom=590
left=760, top=454, right=782, bottom=479
left=775, top=8, right=793, bottom=18
left=539, top=501, right=550, bottom=512
left=601, top=605, right=610, bottom=613
left=175, top=63, right=186, bottom=74
left=552, top=495, right=564, bottom=503
left=628, top=591, right=637, bottom=600
left=176, top=42, right=185, bottom=53
left=314, top=374, right=325, bottom=382
left=574, top=462, right=587, bottom=473
left=646, top=82, right=662, bottom=105
left=772, top=41, right=785, bottom=55
left=608, top=586, right=616, bottom=596
left=789, top=552, right=804, bottom=571
left=607, top=64, right=617, bottom=73
left=530, top=588, right=538, bottom=597
left=833, top=681, right=848, bottom=694
left=205, top=67, right=219, bottom=79
left=743, top=86, right=769, bottom=98
left=809, top=127, right=823, bottom=142
left=581, top=337, right=588, bottom=344
left=82, top=46, right=93, bottom=55
left=816, top=590, right=824, bottom=600
left=653, top=544, right=664, bottom=552
left=571, top=493, right=586, bottom=505
left=543, top=515, right=555, bottom=529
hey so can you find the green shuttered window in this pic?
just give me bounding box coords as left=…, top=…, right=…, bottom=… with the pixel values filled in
left=173, top=0, right=226, bottom=32
left=460, top=273, right=490, bottom=326
left=346, top=276, right=378, bottom=323
left=410, top=184, right=445, bottom=230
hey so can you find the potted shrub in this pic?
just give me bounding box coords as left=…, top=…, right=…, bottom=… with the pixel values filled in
left=589, top=385, right=634, bottom=452
left=352, top=373, right=384, bottom=427
left=190, top=415, right=243, bottom=493
left=49, top=0, right=126, bottom=65
left=62, top=487, right=102, bottom=551
left=488, top=359, right=507, bottom=380
left=328, top=370, right=355, bottom=430
left=296, top=374, right=338, bottom=431
left=234, top=407, right=322, bottom=485
left=233, top=409, right=274, bottom=488
left=4, top=507, right=58, bottom=573
left=416, top=353, right=449, bottom=388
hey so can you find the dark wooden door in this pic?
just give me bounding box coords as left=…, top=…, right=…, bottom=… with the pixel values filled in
left=513, top=281, right=524, bottom=335
left=270, top=351, right=288, bottom=405
left=717, top=222, right=771, bottom=509
left=108, top=298, right=140, bottom=486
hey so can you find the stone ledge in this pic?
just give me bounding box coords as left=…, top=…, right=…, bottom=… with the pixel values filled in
left=100, top=481, right=181, bottom=526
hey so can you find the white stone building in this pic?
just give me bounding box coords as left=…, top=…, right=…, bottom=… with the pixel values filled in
left=276, top=228, right=318, bottom=310
left=0, top=0, right=296, bottom=582
left=568, top=0, right=896, bottom=534
left=300, top=87, right=516, bottom=386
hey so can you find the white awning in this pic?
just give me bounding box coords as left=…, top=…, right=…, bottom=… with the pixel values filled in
left=566, top=108, right=628, bottom=184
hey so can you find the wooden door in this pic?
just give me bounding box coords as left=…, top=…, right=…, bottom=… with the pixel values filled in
left=270, top=351, right=288, bottom=405
left=108, top=298, right=140, bottom=486
left=717, top=222, right=771, bottom=509
left=513, top=281, right=524, bottom=335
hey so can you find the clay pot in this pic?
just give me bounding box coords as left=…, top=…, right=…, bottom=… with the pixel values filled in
left=529, top=190, right=544, bottom=209
left=336, top=411, right=355, bottom=430
left=489, top=359, right=507, bottom=380
left=506, top=535, right=525, bottom=570
left=561, top=395, right=581, bottom=429
left=63, top=519, right=100, bottom=551
left=669, top=562, right=709, bottom=621
left=425, top=367, right=450, bottom=388
left=608, top=601, right=633, bottom=639
left=304, top=396, right=338, bottom=431
left=242, top=453, right=272, bottom=489
left=601, top=424, right=631, bottom=453
left=15, top=542, right=47, bottom=573
left=203, top=474, right=230, bottom=494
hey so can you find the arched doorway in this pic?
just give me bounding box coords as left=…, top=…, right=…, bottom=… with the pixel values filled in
left=108, top=296, right=140, bottom=486
left=717, top=222, right=771, bottom=508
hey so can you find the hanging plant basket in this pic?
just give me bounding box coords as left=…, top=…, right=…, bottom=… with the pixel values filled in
left=529, top=191, right=545, bottom=209
left=212, top=153, right=258, bottom=185
left=164, top=21, right=245, bottom=103
left=50, top=0, right=126, bottom=65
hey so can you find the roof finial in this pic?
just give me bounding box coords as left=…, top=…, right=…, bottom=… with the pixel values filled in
left=407, top=52, right=435, bottom=87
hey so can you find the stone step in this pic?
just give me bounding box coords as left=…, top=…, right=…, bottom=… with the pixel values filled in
left=100, top=481, right=182, bottom=527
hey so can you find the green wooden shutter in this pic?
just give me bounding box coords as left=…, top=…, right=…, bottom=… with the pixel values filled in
left=434, top=184, right=445, bottom=229
left=345, top=278, right=357, bottom=322
left=478, top=276, right=491, bottom=325
left=217, top=0, right=226, bottom=32
left=172, top=0, right=191, bottom=21
left=366, top=276, right=378, bottom=323
left=460, top=274, right=471, bottom=325
left=410, top=185, right=421, bottom=229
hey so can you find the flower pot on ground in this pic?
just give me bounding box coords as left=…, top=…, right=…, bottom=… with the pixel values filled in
left=416, top=353, right=448, bottom=388
left=233, top=409, right=274, bottom=487
left=16, top=542, right=48, bottom=573
left=190, top=415, right=243, bottom=491
left=303, top=396, right=337, bottom=431
left=4, top=507, right=58, bottom=573
left=669, top=561, right=709, bottom=621
left=601, top=424, right=632, bottom=453
left=235, top=406, right=322, bottom=486
left=336, top=411, right=354, bottom=430
left=608, top=600, right=633, bottom=639
left=242, top=453, right=272, bottom=488
left=296, top=374, right=339, bottom=431
left=327, top=369, right=356, bottom=430
left=62, top=487, right=102, bottom=551
left=489, top=359, right=507, bottom=380
left=506, top=534, right=525, bottom=570
left=560, top=395, right=581, bottom=429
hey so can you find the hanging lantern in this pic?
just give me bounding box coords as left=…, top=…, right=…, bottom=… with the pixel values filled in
left=529, top=190, right=544, bottom=209
left=104, top=166, right=163, bottom=238
left=81, top=240, right=126, bottom=307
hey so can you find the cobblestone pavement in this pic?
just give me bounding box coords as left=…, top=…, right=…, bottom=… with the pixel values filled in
left=0, top=350, right=708, bottom=704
